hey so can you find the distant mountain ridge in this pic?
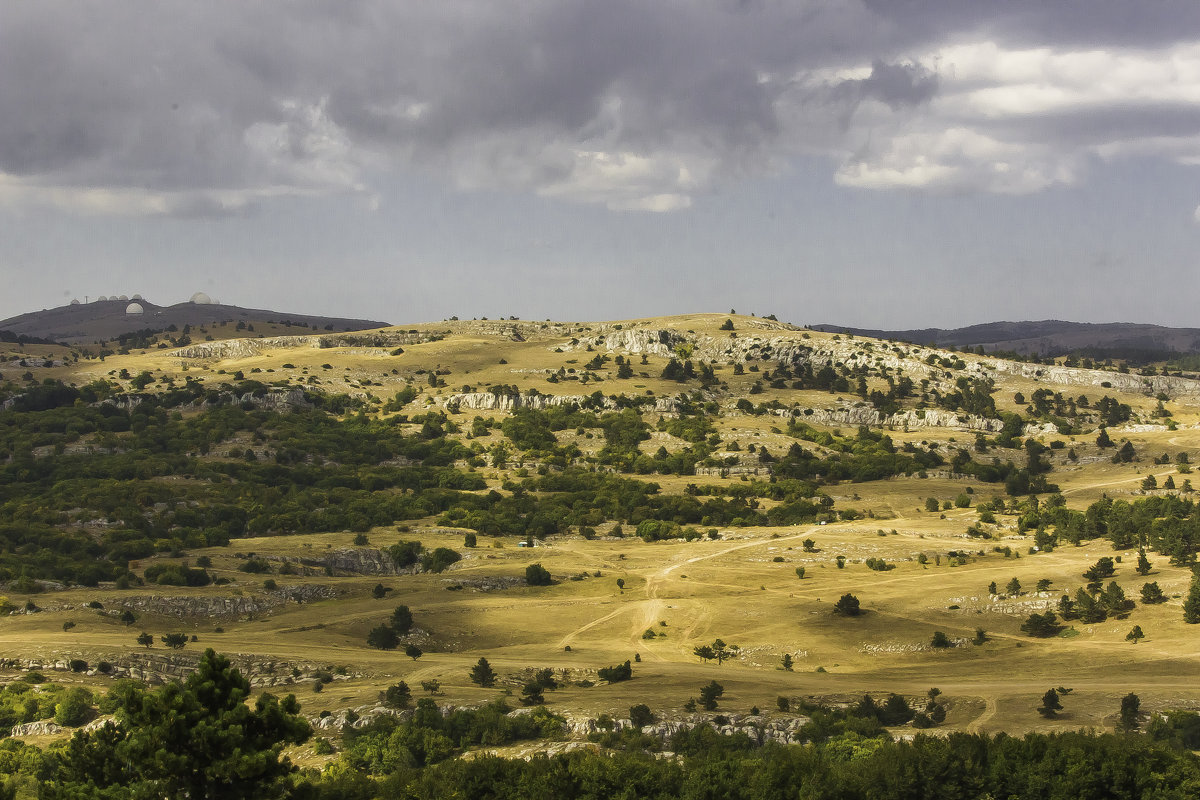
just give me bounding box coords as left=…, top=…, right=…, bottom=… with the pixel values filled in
left=0, top=299, right=389, bottom=344
left=812, top=320, right=1200, bottom=360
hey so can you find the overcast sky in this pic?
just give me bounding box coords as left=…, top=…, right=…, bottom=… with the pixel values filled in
left=3, top=1, right=1200, bottom=329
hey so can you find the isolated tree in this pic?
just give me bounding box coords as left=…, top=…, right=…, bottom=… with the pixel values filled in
left=930, top=631, right=953, bottom=649
left=1006, top=577, right=1022, bottom=597
left=45, top=649, right=310, bottom=800
left=1119, top=692, right=1141, bottom=732
left=712, top=639, right=733, bottom=665
left=987, top=581, right=998, bottom=595
left=519, top=681, right=545, bottom=706
left=795, top=567, right=806, bottom=580
left=404, top=644, right=423, bottom=661
left=802, top=538, right=817, bottom=552
left=383, top=682, right=412, bottom=709
left=1096, top=428, right=1114, bottom=448
left=1136, top=549, right=1153, bottom=576
left=469, top=657, right=496, bottom=688
left=781, top=653, right=794, bottom=671
left=720, top=319, right=735, bottom=331
left=833, top=593, right=862, bottom=617
left=120, top=610, right=138, bottom=627
left=372, top=583, right=390, bottom=599
left=366, top=625, right=399, bottom=650
left=391, top=605, right=414, bottom=634
left=925, top=498, right=940, bottom=512
left=616, top=578, right=625, bottom=591
left=525, top=563, right=552, bottom=586
left=699, top=680, right=725, bottom=711
left=161, top=633, right=189, bottom=650
left=629, top=704, right=654, bottom=729
left=694, top=645, right=716, bottom=664
left=136, top=632, right=154, bottom=648
left=1038, top=688, right=1063, bottom=718
left=1126, top=625, right=1145, bottom=644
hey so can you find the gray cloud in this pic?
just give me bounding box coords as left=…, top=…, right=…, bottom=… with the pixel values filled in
left=2, top=1, right=1200, bottom=214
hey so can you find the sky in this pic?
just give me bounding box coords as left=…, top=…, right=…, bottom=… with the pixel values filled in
left=3, top=0, right=1200, bottom=329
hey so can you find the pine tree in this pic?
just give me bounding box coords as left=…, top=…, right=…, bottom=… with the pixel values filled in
left=1038, top=688, right=1063, bottom=717
left=45, top=649, right=309, bottom=799
left=1183, top=575, right=1200, bottom=624
left=1119, top=693, right=1141, bottom=731
left=1136, top=549, right=1152, bottom=576
left=470, top=657, right=496, bottom=687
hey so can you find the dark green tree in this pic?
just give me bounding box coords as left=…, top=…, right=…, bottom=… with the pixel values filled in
left=404, top=644, right=423, bottom=661
left=525, top=563, right=552, bottom=586
left=780, top=653, right=793, bottom=671
left=1184, top=575, right=1200, bottom=624
left=833, top=593, right=861, bottom=616
left=383, top=682, right=412, bottom=709
left=136, top=632, right=153, bottom=648
left=469, top=657, right=496, bottom=688
left=391, top=605, right=414, bottom=634
left=1126, top=625, right=1145, bottom=644
left=1136, top=549, right=1152, bottom=575
left=1038, top=688, right=1063, bottom=718
left=366, top=625, right=400, bottom=650
left=629, top=704, right=654, bottom=728
left=699, top=680, right=724, bottom=711
left=930, top=631, right=953, bottom=649
left=1141, top=582, right=1167, bottom=604
left=1119, top=692, right=1141, bottom=731
left=42, top=649, right=309, bottom=800
left=519, top=682, right=544, bottom=706
left=161, top=633, right=189, bottom=650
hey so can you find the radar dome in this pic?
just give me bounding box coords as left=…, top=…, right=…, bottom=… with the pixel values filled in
left=190, top=292, right=213, bottom=304
left=125, top=302, right=144, bottom=315
left=131, top=293, right=143, bottom=300
left=118, top=294, right=128, bottom=301
left=70, top=299, right=80, bottom=306
left=97, top=296, right=108, bottom=302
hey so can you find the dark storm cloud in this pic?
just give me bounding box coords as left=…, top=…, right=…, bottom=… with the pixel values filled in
left=2, top=1, right=1200, bottom=212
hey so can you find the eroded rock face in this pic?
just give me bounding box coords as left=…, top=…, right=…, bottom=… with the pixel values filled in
left=564, top=712, right=813, bottom=746
left=11, top=720, right=62, bottom=736
left=269, top=549, right=406, bottom=576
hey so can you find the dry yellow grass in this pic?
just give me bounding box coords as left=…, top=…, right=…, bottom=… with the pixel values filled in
left=5, top=313, right=1200, bottom=737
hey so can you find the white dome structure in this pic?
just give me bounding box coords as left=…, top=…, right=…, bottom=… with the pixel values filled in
left=118, top=294, right=128, bottom=301
left=131, top=293, right=143, bottom=300
left=190, top=291, right=213, bottom=304
left=70, top=299, right=80, bottom=306
left=97, top=296, right=108, bottom=302
left=125, top=302, right=144, bottom=315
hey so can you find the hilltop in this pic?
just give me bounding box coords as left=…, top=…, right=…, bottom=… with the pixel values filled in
left=814, top=319, right=1200, bottom=360
left=0, top=297, right=389, bottom=345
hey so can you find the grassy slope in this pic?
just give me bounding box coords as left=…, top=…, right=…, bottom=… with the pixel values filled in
left=3, top=312, right=1200, bottom=743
